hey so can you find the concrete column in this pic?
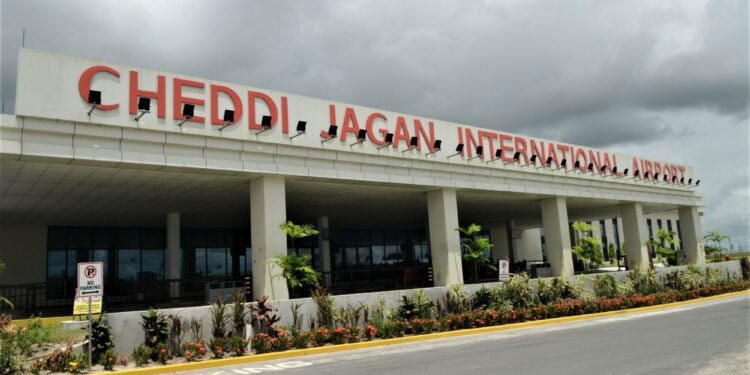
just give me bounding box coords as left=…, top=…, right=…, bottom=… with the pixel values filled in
left=540, top=197, right=574, bottom=276
left=513, top=228, right=543, bottom=262
left=427, top=189, right=463, bottom=286
left=317, top=216, right=332, bottom=287
left=678, top=206, right=705, bottom=264
left=250, top=176, right=289, bottom=301
left=166, top=212, right=180, bottom=298
left=489, top=223, right=510, bottom=261
left=620, top=203, right=650, bottom=270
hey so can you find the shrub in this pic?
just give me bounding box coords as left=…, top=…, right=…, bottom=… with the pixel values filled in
left=131, top=345, right=152, bottom=367
left=250, top=296, right=281, bottom=336
left=188, top=317, right=203, bottom=343
left=616, top=277, right=636, bottom=297
left=312, top=327, right=329, bottom=347
left=740, top=256, right=750, bottom=280
left=471, top=287, right=493, bottom=310
left=627, top=266, right=661, bottom=295
left=231, top=291, right=248, bottom=338
left=210, top=295, right=230, bottom=340
left=99, top=348, right=116, bottom=371
left=593, top=274, right=618, bottom=298
left=252, top=333, right=273, bottom=353
left=42, top=346, right=75, bottom=372
left=140, top=308, right=168, bottom=360
left=157, top=343, right=169, bottom=365
left=167, top=314, right=185, bottom=357
left=91, top=314, right=114, bottom=364
left=209, top=337, right=227, bottom=359
left=500, top=273, right=535, bottom=309
left=226, top=336, right=249, bottom=357
left=363, top=324, right=378, bottom=340
left=438, top=285, right=470, bottom=315
left=291, top=331, right=313, bottom=349
left=181, top=340, right=208, bottom=362
left=330, top=327, right=350, bottom=345
left=272, top=329, right=293, bottom=351
left=397, top=290, right=434, bottom=320
left=311, top=286, right=336, bottom=329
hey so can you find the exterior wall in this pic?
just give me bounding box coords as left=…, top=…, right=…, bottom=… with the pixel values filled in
left=106, top=260, right=742, bottom=355
left=0, top=225, right=47, bottom=284
left=512, top=228, right=543, bottom=262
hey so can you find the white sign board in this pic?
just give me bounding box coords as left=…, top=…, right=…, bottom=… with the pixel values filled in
left=77, top=262, right=103, bottom=297
left=498, top=260, right=510, bottom=281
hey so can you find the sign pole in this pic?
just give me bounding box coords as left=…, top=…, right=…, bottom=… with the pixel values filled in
left=88, top=296, right=92, bottom=369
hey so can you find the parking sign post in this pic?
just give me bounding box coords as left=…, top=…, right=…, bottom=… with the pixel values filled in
left=77, top=262, right=103, bottom=369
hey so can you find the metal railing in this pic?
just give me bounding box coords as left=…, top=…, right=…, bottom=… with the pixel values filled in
left=0, top=276, right=249, bottom=318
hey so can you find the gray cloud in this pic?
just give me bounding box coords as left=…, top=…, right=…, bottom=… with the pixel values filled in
left=1, top=0, right=748, bottom=248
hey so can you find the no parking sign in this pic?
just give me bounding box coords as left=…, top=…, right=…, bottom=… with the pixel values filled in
left=77, top=262, right=103, bottom=297
left=499, top=260, right=510, bottom=281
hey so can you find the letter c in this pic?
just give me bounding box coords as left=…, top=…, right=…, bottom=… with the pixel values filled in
left=78, top=65, right=120, bottom=110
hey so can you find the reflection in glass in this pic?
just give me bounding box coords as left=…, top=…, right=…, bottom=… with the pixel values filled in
left=118, top=249, right=140, bottom=283
left=372, top=246, right=385, bottom=266
left=207, top=248, right=227, bottom=277
left=142, top=249, right=164, bottom=280
left=47, top=250, right=66, bottom=280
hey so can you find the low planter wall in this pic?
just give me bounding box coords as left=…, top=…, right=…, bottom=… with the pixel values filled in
left=108, top=260, right=741, bottom=355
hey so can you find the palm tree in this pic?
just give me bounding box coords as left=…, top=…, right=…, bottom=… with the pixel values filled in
left=647, top=229, right=679, bottom=266
left=457, top=224, right=495, bottom=282
left=703, top=230, right=729, bottom=261
left=273, top=221, right=320, bottom=296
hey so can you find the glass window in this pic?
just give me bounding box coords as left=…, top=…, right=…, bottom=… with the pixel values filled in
left=334, top=248, right=343, bottom=269
left=384, top=245, right=402, bottom=265
left=92, top=249, right=109, bottom=279
left=207, top=248, right=227, bottom=276
left=119, top=229, right=141, bottom=249
left=47, top=250, right=67, bottom=280
left=142, top=228, right=165, bottom=249
left=48, top=228, right=67, bottom=249
left=142, top=249, right=165, bottom=280
left=372, top=246, right=385, bottom=266
left=357, top=246, right=371, bottom=266
left=195, top=248, right=207, bottom=277
left=118, top=249, right=140, bottom=283
left=345, top=247, right=357, bottom=267
left=94, top=229, right=116, bottom=249
left=313, top=248, right=321, bottom=270
left=68, top=228, right=92, bottom=249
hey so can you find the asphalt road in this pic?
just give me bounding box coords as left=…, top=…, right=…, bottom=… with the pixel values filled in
left=179, top=294, right=750, bottom=375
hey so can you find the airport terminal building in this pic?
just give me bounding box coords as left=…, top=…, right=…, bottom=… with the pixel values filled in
left=0, top=49, right=706, bottom=315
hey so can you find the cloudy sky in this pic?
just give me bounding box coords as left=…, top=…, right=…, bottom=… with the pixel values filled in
left=1, top=0, right=748, bottom=249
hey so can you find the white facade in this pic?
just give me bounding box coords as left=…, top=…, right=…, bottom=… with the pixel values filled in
left=0, top=49, right=707, bottom=301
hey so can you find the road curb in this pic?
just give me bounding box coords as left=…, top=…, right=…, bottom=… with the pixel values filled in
left=91, top=289, right=749, bottom=375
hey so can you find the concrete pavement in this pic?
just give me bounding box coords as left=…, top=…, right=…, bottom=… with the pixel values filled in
left=177, top=294, right=750, bottom=375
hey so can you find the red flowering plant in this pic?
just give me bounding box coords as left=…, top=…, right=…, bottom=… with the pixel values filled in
left=157, top=343, right=169, bottom=365
left=252, top=333, right=273, bottom=354
left=272, top=328, right=293, bottom=352
left=182, top=340, right=207, bottom=362
left=226, top=336, right=249, bottom=357
left=364, top=324, right=378, bottom=340
left=291, top=331, right=313, bottom=349
left=312, top=327, right=329, bottom=347
left=209, top=338, right=226, bottom=359
left=330, top=327, right=350, bottom=345
left=410, top=318, right=440, bottom=334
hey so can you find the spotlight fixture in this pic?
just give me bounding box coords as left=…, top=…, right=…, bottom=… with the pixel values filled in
left=504, top=151, right=521, bottom=165
left=469, top=145, right=484, bottom=160
left=541, top=156, right=553, bottom=169
left=403, top=136, right=419, bottom=153
left=425, top=139, right=442, bottom=155
left=488, top=149, right=503, bottom=163
left=695, top=180, right=700, bottom=186
left=351, top=129, right=367, bottom=147
left=289, top=121, right=307, bottom=140
left=254, top=115, right=273, bottom=135
left=553, top=158, right=567, bottom=171
left=688, top=178, right=692, bottom=184
left=218, top=110, right=235, bottom=131
left=529, top=154, right=538, bottom=166
left=599, top=165, right=607, bottom=175
left=671, top=176, right=677, bottom=184
left=573, top=160, right=581, bottom=172
left=644, top=171, right=651, bottom=180
left=178, top=104, right=195, bottom=126
left=616, top=168, right=629, bottom=178
left=448, top=143, right=464, bottom=159
left=87, top=90, right=101, bottom=116
left=680, top=177, right=685, bottom=184
left=653, top=173, right=660, bottom=183
left=134, top=97, right=151, bottom=121
left=322, top=125, right=338, bottom=143
left=377, top=133, right=394, bottom=150
left=587, top=162, right=594, bottom=174
left=631, top=170, right=640, bottom=180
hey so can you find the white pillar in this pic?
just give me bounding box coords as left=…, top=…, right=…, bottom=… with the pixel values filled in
left=540, top=197, right=574, bottom=276
left=678, top=206, right=705, bottom=264
left=513, top=228, right=543, bottom=262
left=317, top=216, right=332, bottom=287
left=620, top=203, right=650, bottom=270
left=427, top=189, right=463, bottom=286
left=166, top=212, right=180, bottom=298
left=489, top=223, right=510, bottom=261
left=250, top=176, right=289, bottom=301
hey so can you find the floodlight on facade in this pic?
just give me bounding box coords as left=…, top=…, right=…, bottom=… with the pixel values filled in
left=218, top=110, right=235, bottom=131
left=377, top=133, right=394, bottom=150
left=488, top=149, right=502, bottom=163
left=134, top=97, right=150, bottom=121
left=178, top=104, right=195, bottom=126
left=289, top=121, right=307, bottom=140
left=469, top=145, right=484, bottom=160
left=403, top=136, right=419, bottom=153
left=448, top=144, right=464, bottom=159
left=86, top=90, right=101, bottom=116
left=351, top=129, right=367, bottom=147
left=425, top=139, right=442, bottom=155
left=255, top=115, right=273, bottom=135
left=553, top=159, right=567, bottom=171
left=322, top=125, right=338, bottom=143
